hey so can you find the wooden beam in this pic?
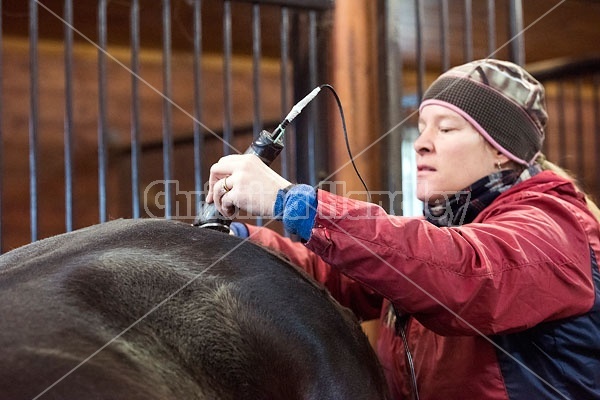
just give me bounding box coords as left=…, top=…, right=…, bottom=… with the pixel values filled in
left=327, top=0, right=382, bottom=346
left=328, top=0, right=381, bottom=200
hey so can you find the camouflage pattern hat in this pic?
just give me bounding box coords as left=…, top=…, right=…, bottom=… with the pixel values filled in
left=420, top=59, right=547, bottom=165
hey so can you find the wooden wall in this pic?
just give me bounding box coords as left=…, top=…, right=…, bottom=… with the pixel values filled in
left=1, top=37, right=283, bottom=252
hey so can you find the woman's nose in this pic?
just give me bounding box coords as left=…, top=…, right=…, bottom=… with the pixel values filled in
left=413, top=128, right=433, bottom=154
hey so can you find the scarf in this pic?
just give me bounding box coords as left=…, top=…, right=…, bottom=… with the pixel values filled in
left=424, top=164, right=542, bottom=227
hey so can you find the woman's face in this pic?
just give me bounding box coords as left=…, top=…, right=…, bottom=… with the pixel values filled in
left=415, top=104, right=504, bottom=203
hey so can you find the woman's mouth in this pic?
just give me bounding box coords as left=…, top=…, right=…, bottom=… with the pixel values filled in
left=417, top=165, right=436, bottom=173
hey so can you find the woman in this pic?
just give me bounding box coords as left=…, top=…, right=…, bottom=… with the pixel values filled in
left=207, top=59, right=600, bottom=399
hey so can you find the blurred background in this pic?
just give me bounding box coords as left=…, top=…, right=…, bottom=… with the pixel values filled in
left=1, top=0, right=599, bottom=252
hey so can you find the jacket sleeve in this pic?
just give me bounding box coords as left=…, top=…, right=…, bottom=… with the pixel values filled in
left=305, top=188, right=597, bottom=336
left=245, top=224, right=382, bottom=321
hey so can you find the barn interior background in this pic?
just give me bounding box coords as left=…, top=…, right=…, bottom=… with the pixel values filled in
left=1, top=0, right=600, bottom=254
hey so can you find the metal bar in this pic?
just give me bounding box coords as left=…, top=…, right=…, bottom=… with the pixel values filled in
left=380, top=0, right=404, bottom=215
left=575, top=77, right=584, bottom=182
left=508, top=0, right=525, bottom=65
left=0, top=0, right=3, bottom=252
left=130, top=0, right=141, bottom=218
left=540, top=82, right=550, bottom=156
left=223, top=1, right=233, bottom=155
left=193, top=0, right=204, bottom=212
left=280, top=6, right=291, bottom=236
left=29, top=0, right=39, bottom=241
left=97, top=0, right=108, bottom=223
left=594, top=74, right=600, bottom=198
left=307, top=10, right=317, bottom=186
left=252, top=4, right=262, bottom=137
left=64, top=0, right=74, bottom=231
left=463, top=0, right=473, bottom=61
left=162, top=0, right=174, bottom=219
left=252, top=4, right=263, bottom=226
left=439, top=0, right=450, bottom=71
left=280, top=7, right=291, bottom=181
left=487, top=0, right=496, bottom=57
left=231, top=0, right=333, bottom=10
left=415, top=0, right=424, bottom=101
left=557, top=81, right=566, bottom=167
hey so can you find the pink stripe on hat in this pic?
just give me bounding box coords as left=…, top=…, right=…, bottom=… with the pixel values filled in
left=420, top=99, right=530, bottom=165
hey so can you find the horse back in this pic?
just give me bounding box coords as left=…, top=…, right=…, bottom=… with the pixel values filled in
left=0, top=218, right=388, bottom=399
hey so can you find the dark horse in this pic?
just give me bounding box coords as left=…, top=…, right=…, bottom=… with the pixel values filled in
left=0, top=218, right=389, bottom=399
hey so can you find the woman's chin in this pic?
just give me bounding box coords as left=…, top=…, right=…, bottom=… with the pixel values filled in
left=417, top=191, right=451, bottom=205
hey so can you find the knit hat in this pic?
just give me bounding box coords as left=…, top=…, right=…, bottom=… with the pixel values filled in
left=420, top=59, right=547, bottom=165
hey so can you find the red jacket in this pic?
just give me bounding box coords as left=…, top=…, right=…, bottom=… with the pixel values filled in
left=247, top=171, right=600, bottom=399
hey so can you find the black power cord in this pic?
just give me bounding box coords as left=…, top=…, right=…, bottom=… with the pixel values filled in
left=321, top=87, right=421, bottom=400
left=394, top=306, right=420, bottom=400
left=319, top=84, right=371, bottom=203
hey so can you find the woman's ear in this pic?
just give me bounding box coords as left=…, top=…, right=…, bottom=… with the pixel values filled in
left=495, top=150, right=510, bottom=164
left=494, top=150, right=511, bottom=170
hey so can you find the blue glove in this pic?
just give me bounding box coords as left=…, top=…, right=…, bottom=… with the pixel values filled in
left=229, top=222, right=249, bottom=238
left=273, top=184, right=317, bottom=241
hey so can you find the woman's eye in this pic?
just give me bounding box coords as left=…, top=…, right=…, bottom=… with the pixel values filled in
left=439, top=127, right=454, bottom=133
